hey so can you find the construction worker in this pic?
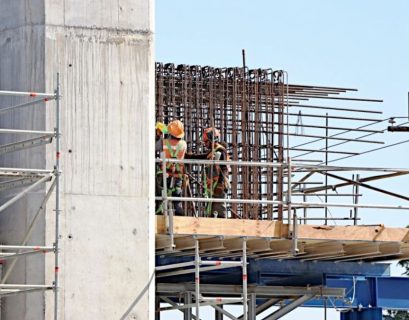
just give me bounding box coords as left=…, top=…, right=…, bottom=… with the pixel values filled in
left=155, top=122, right=168, bottom=214
left=155, top=121, right=168, bottom=155
left=186, top=127, right=230, bottom=218
left=161, top=120, right=187, bottom=216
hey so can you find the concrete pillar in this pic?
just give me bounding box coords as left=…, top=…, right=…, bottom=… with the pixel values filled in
left=0, top=0, right=155, bottom=319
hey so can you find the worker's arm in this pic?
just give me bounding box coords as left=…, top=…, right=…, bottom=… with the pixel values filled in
left=185, top=152, right=208, bottom=159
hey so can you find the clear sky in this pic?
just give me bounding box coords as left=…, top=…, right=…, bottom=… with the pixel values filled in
left=156, top=1, right=409, bottom=319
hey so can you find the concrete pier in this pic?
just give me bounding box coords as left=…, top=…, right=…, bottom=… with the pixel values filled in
left=0, top=1, right=155, bottom=319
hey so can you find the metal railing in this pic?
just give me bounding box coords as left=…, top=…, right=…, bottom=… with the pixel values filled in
left=156, top=156, right=409, bottom=251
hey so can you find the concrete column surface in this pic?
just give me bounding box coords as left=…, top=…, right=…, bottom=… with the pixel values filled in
left=0, top=1, right=155, bottom=319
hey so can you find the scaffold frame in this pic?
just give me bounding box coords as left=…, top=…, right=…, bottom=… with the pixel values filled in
left=0, top=74, right=61, bottom=320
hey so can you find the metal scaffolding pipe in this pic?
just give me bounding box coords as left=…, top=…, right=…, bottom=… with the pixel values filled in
left=262, top=294, right=316, bottom=320
left=0, top=90, right=55, bottom=98
left=0, top=175, right=52, bottom=214
left=242, top=238, right=248, bottom=320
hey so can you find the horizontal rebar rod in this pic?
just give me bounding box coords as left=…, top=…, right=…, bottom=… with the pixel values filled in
left=283, top=112, right=382, bottom=122
left=287, top=103, right=383, bottom=114
left=278, top=147, right=358, bottom=155
left=277, top=132, right=383, bottom=144
left=274, top=122, right=383, bottom=133
left=288, top=83, right=357, bottom=92
left=288, top=95, right=383, bottom=103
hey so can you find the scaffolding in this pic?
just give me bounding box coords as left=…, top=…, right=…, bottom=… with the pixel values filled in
left=0, top=75, right=61, bottom=320
left=155, top=62, right=409, bottom=319
left=155, top=62, right=409, bottom=224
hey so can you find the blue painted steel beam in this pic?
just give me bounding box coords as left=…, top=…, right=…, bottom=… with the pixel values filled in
left=156, top=256, right=409, bottom=310
left=340, top=308, right=383, bottom=320
left=156, top=256, right=390, bottom=286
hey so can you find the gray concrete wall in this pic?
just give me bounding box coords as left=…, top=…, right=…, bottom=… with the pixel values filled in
left=0, top=1, right=155, bottom=319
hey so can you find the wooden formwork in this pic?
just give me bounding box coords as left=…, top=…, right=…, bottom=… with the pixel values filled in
left=156, top=216, right=409, bottom=262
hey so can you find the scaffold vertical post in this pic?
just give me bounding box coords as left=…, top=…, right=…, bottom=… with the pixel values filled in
left=249, top=293, right=256, bottom=320
left=287, top=158, right=292, bottom=230
left=195, top=237, right=200, bottom=319
left=303, top=183, right=307, bottom=224
left=161, top=152, right=174, bottom=250
left=242, top=237, right=248, bottom=320
left=353, top=174, right=360, bottom=225
left=54, top=72, right=61, bottom=320
left=184, top=292, right=193, bottom=320
left=155, top=296, right=161, bottom=320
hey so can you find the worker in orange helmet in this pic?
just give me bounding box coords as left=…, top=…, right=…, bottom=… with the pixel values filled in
left=186, top=127, right=230, bottom=218
left=161, top=120, right=187, bottom=216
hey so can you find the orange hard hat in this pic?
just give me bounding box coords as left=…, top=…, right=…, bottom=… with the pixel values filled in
left=167, top=120, right=185, bottom=138
left=203, top=127, right=220, bottom=142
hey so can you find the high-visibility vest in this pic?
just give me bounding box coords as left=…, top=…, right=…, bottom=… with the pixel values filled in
left=204, top=143, right=230, bottom=194
left=163, top=138, right=187, bottom=177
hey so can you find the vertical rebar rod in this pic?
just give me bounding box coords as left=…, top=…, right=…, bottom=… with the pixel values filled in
left=242, top=238, right=248, bottom=320
left=287, top=158, right=292, bottom=230
left=54, top=72, right=61, bottom=320
left=277, top=72, right=285, bottom=220
left=325, top=113, right=329, bottom=225
left=303, top=183, right=307, bottom=225
left=195, top=238, right=200, bottom=319
left=242, top=50, right=249, bottom=218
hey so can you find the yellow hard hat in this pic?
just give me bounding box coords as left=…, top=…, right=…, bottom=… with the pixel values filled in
left=155, top=122, right=168, bottom=134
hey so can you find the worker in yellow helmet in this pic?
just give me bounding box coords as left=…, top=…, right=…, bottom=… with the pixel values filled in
left=155, top=121, right=168, bottom=155
left=155, top=121, right=168, bottom=214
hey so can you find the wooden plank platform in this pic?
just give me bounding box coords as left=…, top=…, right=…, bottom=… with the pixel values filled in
left=156, top=216, right=409, bottom=262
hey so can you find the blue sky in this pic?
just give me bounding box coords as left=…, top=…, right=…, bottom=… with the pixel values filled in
left=156, top=1, right=409, bottom=319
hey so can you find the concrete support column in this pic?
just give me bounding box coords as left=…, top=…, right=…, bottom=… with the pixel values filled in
left=0, top=1, right=155, bottom=319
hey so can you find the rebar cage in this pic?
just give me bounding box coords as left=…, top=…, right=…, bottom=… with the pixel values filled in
left=155, top=62, right=396, bottom=222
